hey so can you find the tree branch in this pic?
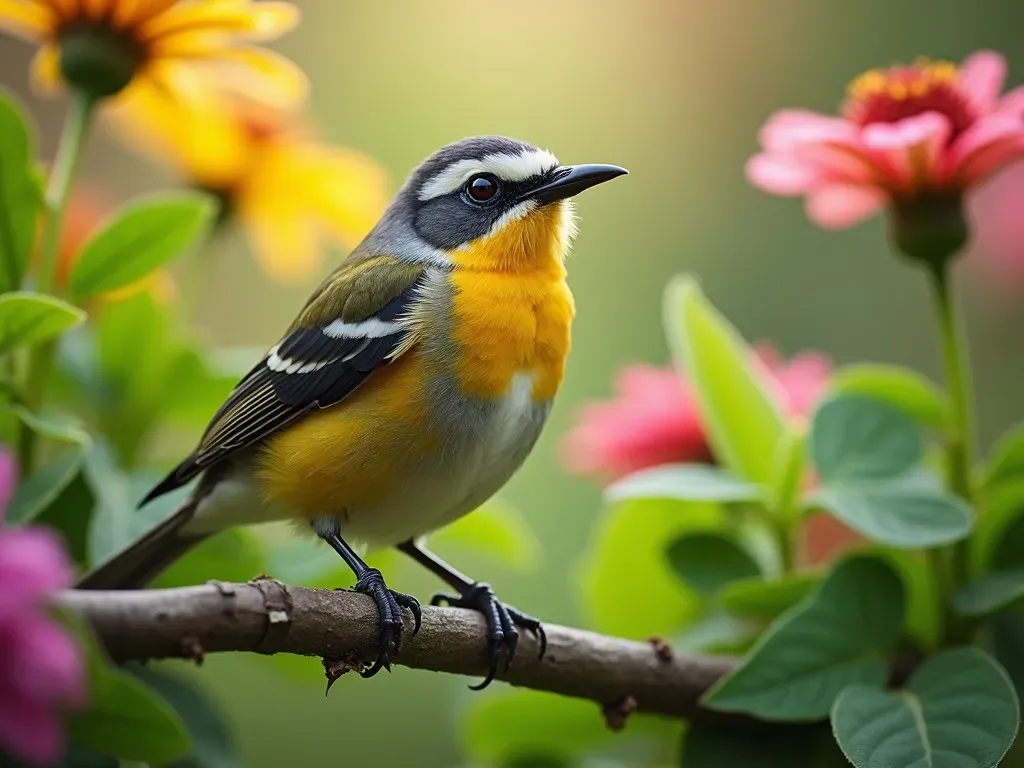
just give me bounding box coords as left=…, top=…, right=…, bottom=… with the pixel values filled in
left=58, top=580, right=745, bottom=725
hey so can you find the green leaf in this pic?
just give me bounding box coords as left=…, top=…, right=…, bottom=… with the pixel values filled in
left=681, top=723, right=826, bottom=767
left=982, top=425, right=1024, bottom=494
left=718, top=573, right=821, bottom=621
left=69, top=192, right=215, bottom=299
left=4, top=449, right=84, bottom=525
left=69, top=672, right=191, bottom=763
left=34, top=468, right=95, bottom=569
left=127, top=664, right=240, bottom=768
left=810, top=395, right=924, bottom=482
left=162, top=346, right=239, bottom=428
left=810, top=482, right=972, bottom=548
left=768, top=428, right=806, bottom=522
left=428, top=498, right=541, bottom=572
left=702, top=556, right=904, bottom=720
left=831, top=648, right=1019, bottom=768
left=991, top=612, right=1024, bottom=701
left=577, top=499, right=723, bottom=638
left=84, top=442, right=148, bottom=567
left=13, top=405, right=90, bottom=446
left=665, top=532, right=760, bottom=596
left=955, top=568, right=1024, bottom=617
left=461, top=689, right=614, bottom=764
left=673, top=612, right=758, bottom=654
left=0, top=292, right=85, bottom=355
left=829, top=363, right=948, bottom=429
left=0, top=90, right=40, bottom=292
left=606, top=464, right=762, bottom=504
left=663, top=275, right=789, bottom=485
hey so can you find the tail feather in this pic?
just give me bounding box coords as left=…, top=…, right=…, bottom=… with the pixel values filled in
left=76, top=499, right=206, bottom=590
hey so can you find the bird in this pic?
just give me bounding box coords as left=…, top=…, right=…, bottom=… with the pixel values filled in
left=77, top=135, right=627, bottom=687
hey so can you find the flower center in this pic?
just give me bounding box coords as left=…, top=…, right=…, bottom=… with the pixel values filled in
left=58, top=24, right=145, bottom=99
left=842, top=59, right=977, bottom=138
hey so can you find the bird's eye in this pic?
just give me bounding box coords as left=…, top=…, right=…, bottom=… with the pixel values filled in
left=465, top=174, right=499, bottom=203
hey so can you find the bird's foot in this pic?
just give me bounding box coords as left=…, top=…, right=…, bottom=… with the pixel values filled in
left=353, top=568, right=421, bottom=678
left=432, top=582, right=546, bottom=690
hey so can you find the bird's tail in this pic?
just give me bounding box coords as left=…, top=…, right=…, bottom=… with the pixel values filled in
left=76, top=499, right=207, bottom=590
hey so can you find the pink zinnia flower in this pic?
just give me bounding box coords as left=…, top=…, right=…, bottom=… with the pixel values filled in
left=0, top=449, right=86, bottom=766
left=561, top=345, right=831, bottom=481
left=747, top=52, right=1024, bottom=228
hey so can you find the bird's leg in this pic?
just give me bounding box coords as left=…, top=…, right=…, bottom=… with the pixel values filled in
left=397, top=539, right=546, bottom=690
left=313, top=518, right=420, bottom=678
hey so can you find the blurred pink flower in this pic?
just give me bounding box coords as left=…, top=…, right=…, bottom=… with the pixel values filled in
left=562, top=345, right=831, bottom=481
left=747, top=52, right=1024, bottom=228
left=967, top=160, right=1024, bottom=290
left=0, top=449, right=85, bottom=766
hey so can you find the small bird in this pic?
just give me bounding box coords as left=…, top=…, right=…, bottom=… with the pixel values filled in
left=78, top=136, right=626, bottom=686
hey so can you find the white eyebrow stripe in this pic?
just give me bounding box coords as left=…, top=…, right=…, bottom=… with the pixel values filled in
left=418, top=148, right=559, bottom=201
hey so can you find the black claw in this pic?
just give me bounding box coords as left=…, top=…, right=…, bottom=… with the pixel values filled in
left=352, top=568, right=419, bottom=676
left=432, top=582, right=544, bottom=690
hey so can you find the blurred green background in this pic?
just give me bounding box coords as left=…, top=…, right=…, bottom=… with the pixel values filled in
left=4, top=1, right=1024, bottom=765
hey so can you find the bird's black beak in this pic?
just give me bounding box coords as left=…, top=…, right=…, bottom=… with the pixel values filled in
left=528, top=164, right=628, bottom=203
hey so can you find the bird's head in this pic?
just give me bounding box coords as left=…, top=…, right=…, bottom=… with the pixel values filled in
left=371, top=136, right=626, bottom=272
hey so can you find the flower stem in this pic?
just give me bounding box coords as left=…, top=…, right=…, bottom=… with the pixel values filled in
left=927, top=261, right=976, bottom=643
left=17, top=92, right=96, bottom=476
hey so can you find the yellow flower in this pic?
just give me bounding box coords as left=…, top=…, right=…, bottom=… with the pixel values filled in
left=0, top=0, right=305, bottom=104
left=110, top=83, right=389, bottom=282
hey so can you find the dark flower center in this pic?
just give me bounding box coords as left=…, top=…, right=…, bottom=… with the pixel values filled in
left=58, top=24, right=146, bottom=99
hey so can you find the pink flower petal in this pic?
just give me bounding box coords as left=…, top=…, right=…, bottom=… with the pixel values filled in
left=773, top=353, right=832, bottom=415
left=861, top=112, right=952, bottom=188
left=805, top=183, right=886, bottom=228
left=958, top=50, right=1007, bottom=115
left=0, top=528, right=75, bottom=618
left=0, top=449, right=15, bottom=519
left=758, top=109, right=860, bottom=151
left=0, top=695, right=63, bottom=767
left=993, top=85, right=1024, bottom=120
left=746, top=153, right=822, bottom=195
left=949, top=113, right=1024, bottom=183
left=10, top=616, right=87, bottom=707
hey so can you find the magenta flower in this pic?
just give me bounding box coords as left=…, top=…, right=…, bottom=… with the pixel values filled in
left=747, top=52, right=1024, bottom=228
left=0, top=449, right=86, bottom=766
left=561, top=346, right=831, bottom=481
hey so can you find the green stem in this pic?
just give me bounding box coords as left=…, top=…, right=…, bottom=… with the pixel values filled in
left=927, top=262, right=976, bottom=644
left=774, top=519, right=795, bottom=576
left=17, top=92, right=96, bottom=476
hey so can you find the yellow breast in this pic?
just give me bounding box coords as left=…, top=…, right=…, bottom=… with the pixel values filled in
left=449, top=202, right=576, bottom=402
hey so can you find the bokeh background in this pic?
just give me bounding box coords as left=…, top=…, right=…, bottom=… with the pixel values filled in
left=4, top=1, right=1024, bottom=765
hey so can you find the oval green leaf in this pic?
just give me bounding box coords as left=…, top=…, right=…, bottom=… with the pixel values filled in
left=69, top=191, right=215, bottom=299
left=981, top=424, right=1024, bottom=495
left=831, top=648, right=1019, bottom=768
left=4, top=450, right=84, bottom=526
left=810, top=395, right=924, bottom=482
left=829, top=363, right=948, bottom=429
left=0, top=90, right=40, bottom=292
left=607, top=463, right=763, bottom=504
left=718, top=573, right=822, bottom=621
left=811, top=483, right=972, bottom=548
left=0, top=292, right=85, bottom=355
left=13, top=405, right=91, bottom=446
left=665, top=532, right=760, bottom=596
left=664, top=275, right=789, bottom=486
left=68, top=672, right=191, bottom=763
left=702, top=556, right=904, bottom=720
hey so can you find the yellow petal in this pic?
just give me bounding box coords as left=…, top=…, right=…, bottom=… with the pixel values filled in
left=30, top=43, right=63, bottom=96
left=106, top=74, right=250, bottom=187
left=139, top=0, right=297, bottom=42
left=297, top=145, right=389, bottom=246
left=240, top=200, right=321, bottom=283
left=0, top=0, right=55, bottom=41
left=198, top=45, right=307, bottom=107
left=112, top=0, right=178, bottom=27
left=46, top=0, right=80, bottom=23
left=80, top=0, right=112, bottom=20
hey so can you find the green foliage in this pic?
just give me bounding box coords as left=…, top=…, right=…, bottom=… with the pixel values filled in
left=980, top=424, right=1024, bottom=493
left=0, top=292, right=85, bottom=354
left=717, top=573, right=821, bottom=621
left=663, top=275, right=789, bottom=486
left=127, top=664, right=242, bottom=768
left=428, top=498, right=542, bottom=572
left=0, top=90, right=40, bottom=292
left=606, top=464, right=762, bottom=504
left=828, top=363, right=948, bottom=429
left=665, top=532, right=760, bottom=596
left=5, top=449, right=85, bottom=525
left=831, top=649, right=1019, bottom=768
left=680, top=723, right=831, bottom=767
left=703, top=556, right=904, bottom=720
left=69, top=191, right=215, bottom=300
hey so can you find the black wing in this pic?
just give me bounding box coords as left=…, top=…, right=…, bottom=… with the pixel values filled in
left=141, top=272, right=425, bottom=505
